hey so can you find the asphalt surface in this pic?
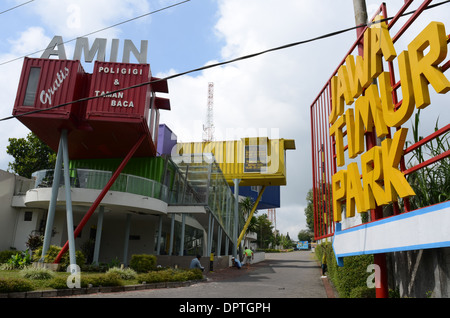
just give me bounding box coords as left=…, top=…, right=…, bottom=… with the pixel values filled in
left=65, top=250, right=336, bottom=299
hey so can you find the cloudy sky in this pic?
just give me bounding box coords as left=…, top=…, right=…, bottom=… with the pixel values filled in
left=0, top=0, right=449, bottom=238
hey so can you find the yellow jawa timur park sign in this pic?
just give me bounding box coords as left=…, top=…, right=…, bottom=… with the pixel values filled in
left=329, top=18, right=449, bottom=222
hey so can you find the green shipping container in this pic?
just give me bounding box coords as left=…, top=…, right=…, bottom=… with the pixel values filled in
left=70, top=156, right=166, bottom=182
left=69, top=156, right=178, bottom=197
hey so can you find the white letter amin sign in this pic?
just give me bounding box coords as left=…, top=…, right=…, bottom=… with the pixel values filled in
left=41, top=36, right=148, bottom=64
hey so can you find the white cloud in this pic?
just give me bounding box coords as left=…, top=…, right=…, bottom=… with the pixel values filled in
left=29, top=0, right=151, bottom=39
left=8, top=26, right=50, bottom=56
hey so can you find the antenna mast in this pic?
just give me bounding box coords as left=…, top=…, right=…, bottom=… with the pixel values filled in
left=202, top=82, right=215, bottom=142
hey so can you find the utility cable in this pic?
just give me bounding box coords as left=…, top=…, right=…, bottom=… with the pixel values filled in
left=0, top=0, right=34, bottom=16
left=0, top=0, right=191, bottom=66
left=1, top=0, right=449, bottom=122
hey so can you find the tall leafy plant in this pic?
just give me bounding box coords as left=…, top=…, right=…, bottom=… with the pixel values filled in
left=406, top=110, right=449, bottom=210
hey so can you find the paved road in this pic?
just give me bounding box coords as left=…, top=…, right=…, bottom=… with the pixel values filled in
left=68, top=251, right=332, bottom=299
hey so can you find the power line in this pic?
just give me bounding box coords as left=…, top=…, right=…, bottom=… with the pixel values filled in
left=0, top=0, right=191, bottom=66
left=0, top=0, right=34, bottom=16
left=1, top=0, right=449, bottom=123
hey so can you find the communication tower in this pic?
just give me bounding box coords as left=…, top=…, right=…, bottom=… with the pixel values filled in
left=268, top=208, right=277, bottom=231
left=202, top=82, right=215, bottom=142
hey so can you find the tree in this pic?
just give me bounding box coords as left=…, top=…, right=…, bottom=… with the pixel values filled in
left=278, top=233, right=294, bottom=249
left=240, top=196, right=254, bottom=218
left=7, top=132, right=56, bottom=178
left=255, top=214, right=274, bottom=249
left=304, top=189, right=315, bottom=233
left=239, top=196, right=258, bottom=233
left=297, top=229, right=314, bottom=242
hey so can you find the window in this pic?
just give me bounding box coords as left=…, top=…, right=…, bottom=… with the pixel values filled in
left=251, top=186, right=261, bottom=193
left=24, top=211, right=33, bottom=221
left=23, top=67, right=41, bottom=106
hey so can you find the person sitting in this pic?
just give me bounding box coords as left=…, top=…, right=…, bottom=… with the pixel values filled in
left=232, top=256, right=242, bottom=269
left=190, top=254, right=205, bottom=271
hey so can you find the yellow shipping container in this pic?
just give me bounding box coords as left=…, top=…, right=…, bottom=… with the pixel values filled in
left=175, top=137, right=295, bottom=186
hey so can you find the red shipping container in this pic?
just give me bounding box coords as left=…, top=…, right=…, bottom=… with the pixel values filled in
left=82, top=61, right=157, bottom=158
left=13, top=58, right=89, bottom=151
left=86, top=61, right=151, bottom=122
left=12, top=59, right=171, bottom=159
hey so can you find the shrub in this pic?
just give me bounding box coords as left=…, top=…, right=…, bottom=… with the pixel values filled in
left=26, top=234, right=44, bottom=252
left=334, top=254, right=374, bottom=298
left=349, top=286, right=376, bottom=298
left=129, top=254, right=156, bottom=273
left=81, top=263, right=109, bottom=273
left=6, top=251, right=32, bottom=269
left=32, top=245, right=86, bottom=270
left=47, top=272, right=124, bottom=289
left=0, top=250, right=20, bottom=263
left=82, top=272, right=123, bottom=287
left=47, top=275, right=72, bottom=289
left=137, top=268, right=203, bottom=284
left=0, top=277, right=33, bottom=293
left=20, top=267, right=55, bottom=280
left=32, top=245, right=58, bottom=263
left=106, top=267, right=137, bottom=280
left=315, top=242, right=374, bottom=298
left=185, top=268, right=204, bottom=281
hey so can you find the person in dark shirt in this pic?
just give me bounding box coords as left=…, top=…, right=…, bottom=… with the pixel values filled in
left=190, top=254, right=204, bottom=271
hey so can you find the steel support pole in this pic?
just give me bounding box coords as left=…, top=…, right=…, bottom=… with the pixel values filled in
left=92, top=206, right=104, bottom=265
left=209, top=216, right=215, bottom=256
left=54, top=134, right=146, bottom=264
left=233, top=179, right=240, bottom=259
left=216, top=227, right=222, bottom=257
left=225, top=194, right=231, bottom=255
left=40, top=136, right=63, bottom=262
left=169, top=214, right=175, bottom=255
left=207, top=213, right=212, bottom=257
left=179, top=213, right=186, bottom=256
left=156, top=215, right=162, bottom=255
left=61, top=130, right=77, bottom=271
left=123, top=214, right=132, bottom=266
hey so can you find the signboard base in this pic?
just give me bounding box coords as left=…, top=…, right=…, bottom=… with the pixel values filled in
left=333, top=201, right=450, bottom=266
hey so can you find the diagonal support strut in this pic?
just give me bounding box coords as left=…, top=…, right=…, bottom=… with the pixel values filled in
left=237, top=185, right=266, bottom=246
left=54, top=134, right=147, bottom=264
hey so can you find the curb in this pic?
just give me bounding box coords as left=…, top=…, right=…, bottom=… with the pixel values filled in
left=321, top=276, right=336, bottom=298
left=0, top=278, right=207, bottom=298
